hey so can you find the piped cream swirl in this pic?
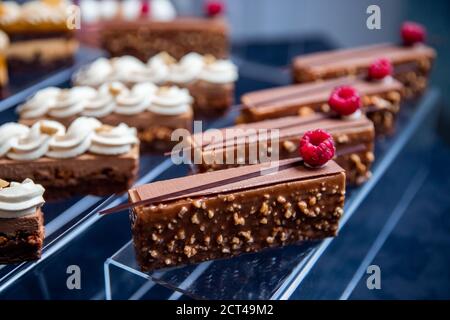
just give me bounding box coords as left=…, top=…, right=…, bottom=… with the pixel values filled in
left=148, top=86, right=192, bottom=115
left=0, top=179, right=45, bottom=219
left=18, top=82, right=191, bottom=119
left=73, top=52, right=238, bottom=87
left=7, top=120, right=65, bottom=161
left=46, top=117, right=101, bottom=158
left=89, top=123, right=138, bottom=155
left=199, top=59, right=239, bottom=84
left=0, top=118, right=138, bottom=160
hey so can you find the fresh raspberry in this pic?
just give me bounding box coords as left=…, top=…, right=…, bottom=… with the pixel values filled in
left=368, top=58, right=393, bottom=80
left=205, top=1, right=224, bottom=17
left=140, top=1, right=150, bottom=18
left=299, top=129, right=335, bottom=168
left=328, top=86, right=361, bottom=116
left=401, top=21, right=426, bottom=46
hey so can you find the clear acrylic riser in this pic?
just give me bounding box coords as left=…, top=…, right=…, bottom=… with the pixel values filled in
left=104, top=89, right=441, bottom=300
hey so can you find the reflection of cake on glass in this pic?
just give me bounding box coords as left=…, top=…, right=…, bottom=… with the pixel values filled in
left=0, top=118, right=140, bottom=200
left=16, top=82, right=193, bottom=151
left=78, top=0, right=229, bottom=60
left=73, top=52, right=238, bottom=114
left=0, top=0, right=79, bottom=78
left=0, top=178, right=45, bottom=264
left=0, top=30, right=8, bottom=91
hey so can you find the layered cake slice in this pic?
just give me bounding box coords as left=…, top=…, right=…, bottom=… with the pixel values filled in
left=127, top=152, right=345, bottom=271
left=0, top=178, right=45, bottom=264
left=100, top=16, right=229, bottom=61
left=187, top=113, right=374, bottom=185
left=73, top=53, right=238, bottom=114
left=0, top=0, right=79, bottom=78
left=292, top=22, right=435, bottom=98
left=17, top=82, right=193, bottom=151
left=0, top=117, right=139, bottom=200
left=238, top=76, right=403, bottom=135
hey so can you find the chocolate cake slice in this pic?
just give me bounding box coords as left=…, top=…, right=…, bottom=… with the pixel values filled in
left=100, top=17, right=229, bottom=61
left=17, top=83, right=193, bottom=151
left=0, top=1, right=79, bottom=79
left=0, top=118, right=139, bottom=200
left=188, top=113, right=374, bottom=185
left=292, top=43, right=435, bottom=98
left=239, top=77, right=403, bottom=135
left=128, top=158, right=345, bottom=271
left=0, top=178, right=45, bottom=264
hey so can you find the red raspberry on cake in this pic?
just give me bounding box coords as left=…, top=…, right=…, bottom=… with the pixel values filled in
left=205, top=1, right=224, bottom=17
left=401, top=21, right=426, bottom=46
left=368, top=58, right=393, bottom=80
left=299, top=129, right=335, bottom=168
left=140, top=1, right=151, bottom=18
left=328, top=86, right=361, bottom=116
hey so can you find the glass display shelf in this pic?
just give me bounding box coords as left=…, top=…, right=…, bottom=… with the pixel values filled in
left=104, top=89, right=441, bottom=300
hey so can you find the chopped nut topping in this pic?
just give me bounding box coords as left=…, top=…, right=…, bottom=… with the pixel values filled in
left=298, top=106, right=314, bottom=116
left=284, top=208, right=293, bottom=219
left=309, top=197, right=317, bottom=206
left=178, top=229, right=186, bottom=240
left=207, top=210, right=215, bottom=219
left=108, top=83, right=123, bottom=96
left=260, top=202, right=269, bottom=215
left=222, top=248, right=230, bottom=253
left=233, top=213, right=245, bottom=226
left=95, top=124, right=114, bottom=134
left=298, top=201, right=308, bottom=212
left=366, top=151, right=375, bottom=162
left=150, top=250, right=158, bottom=258
left=0, top=179, right=9, bottom=188
left=192, top=200, right=202, bottom=208
left=164, top=258, right=172, bottom=265
left=336, top=134, right=349, bottom=144
left=184, top=245, right=197, bottom=258
left=178, top=206, right=188, bottom=218
left=266, top=236, right=274, bottom=244
left=232, top=237, right=240, bottom=244
left=321, top=103, right=331, bottom=113
left=40, top=124, right=59, bottom=135
left=282, top=140, right=297, bottom=153
left=160, top=52, right=176, bottom=65
left=216, top=234, right=223, bottom=244
left=260, top=217, right=268, bottom=224
left=226, top=194, right=235, bottom=202
left=277, top=195, right=287, bottom=204
left=191, top=213, right=200, bottom=224
left=203, top=54, right=216, bottom=65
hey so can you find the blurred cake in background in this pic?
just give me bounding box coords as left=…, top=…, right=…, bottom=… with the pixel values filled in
left=0, top=0, right=79, bottom=79
left=0, top=30, right=8, bottom=91
left=78, top=0, right=229, bottom=60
